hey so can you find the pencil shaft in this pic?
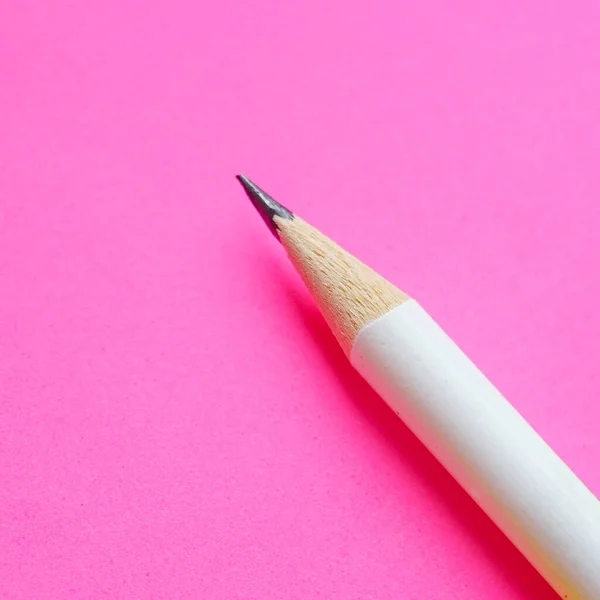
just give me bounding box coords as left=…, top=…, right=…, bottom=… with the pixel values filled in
left=352, top=300, right=600, bottom=599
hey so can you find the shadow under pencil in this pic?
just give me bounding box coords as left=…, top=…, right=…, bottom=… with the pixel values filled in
left=272, top=265, right=557, bottom=600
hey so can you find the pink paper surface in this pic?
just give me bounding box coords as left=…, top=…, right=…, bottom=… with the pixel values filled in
left=2, top=2, right=600, bottom=598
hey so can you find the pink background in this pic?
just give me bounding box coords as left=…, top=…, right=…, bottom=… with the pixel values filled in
left=1, top=1, right=600, bottom=598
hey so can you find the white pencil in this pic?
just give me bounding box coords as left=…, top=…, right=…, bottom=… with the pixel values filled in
left=237, top=175, right=600, bottom=599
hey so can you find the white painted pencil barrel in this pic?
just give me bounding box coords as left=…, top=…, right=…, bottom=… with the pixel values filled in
left=350, top=300, right=600, bottom=599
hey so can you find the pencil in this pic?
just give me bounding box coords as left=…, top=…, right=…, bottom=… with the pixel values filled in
left=237, top=174, right=600, bottom=599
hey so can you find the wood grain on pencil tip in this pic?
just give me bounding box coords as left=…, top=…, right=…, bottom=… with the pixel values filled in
left=236, top=174, right=409, bottom=354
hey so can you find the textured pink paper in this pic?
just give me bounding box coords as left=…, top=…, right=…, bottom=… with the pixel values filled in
left=1, top=2, right=600, bottom=598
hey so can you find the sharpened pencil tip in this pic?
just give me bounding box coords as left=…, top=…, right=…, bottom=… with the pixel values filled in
left=236, top=175, right=294, bottom=239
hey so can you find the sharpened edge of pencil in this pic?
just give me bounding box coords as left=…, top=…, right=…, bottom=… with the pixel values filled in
left=236, top=175, right=294, bottom=239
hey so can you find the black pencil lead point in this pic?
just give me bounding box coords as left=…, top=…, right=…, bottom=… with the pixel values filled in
left=236, top=175, right=294, bottom=239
